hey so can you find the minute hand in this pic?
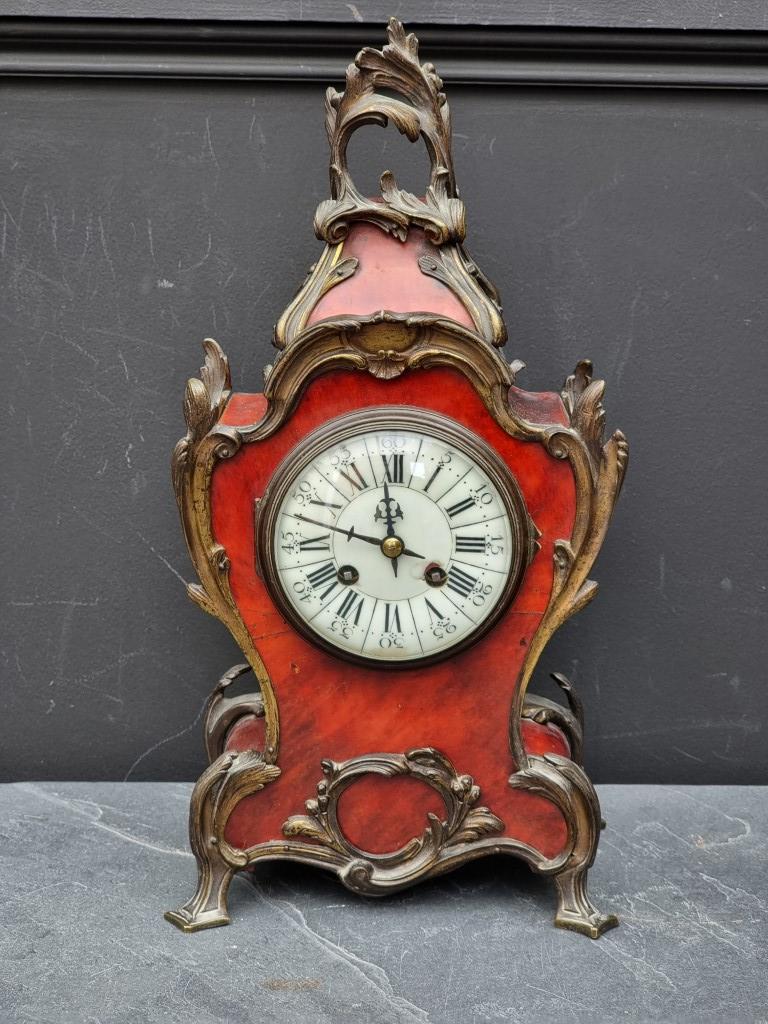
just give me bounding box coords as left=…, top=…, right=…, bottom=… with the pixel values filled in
left=382, top=477, right=399, bottom=578
left=293, top=513, right=424, bottom=559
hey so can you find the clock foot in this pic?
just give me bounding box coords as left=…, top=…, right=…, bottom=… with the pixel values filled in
left=164, top=856, right=234, bottom=933
left=508, top=753, right=618, bottom=938
left=165, top=749, right=281, bottom=932
left=553, top=865, right=618, bottom=939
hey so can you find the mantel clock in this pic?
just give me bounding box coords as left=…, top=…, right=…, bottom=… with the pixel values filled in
left=165, top=20, right=628, bottom=939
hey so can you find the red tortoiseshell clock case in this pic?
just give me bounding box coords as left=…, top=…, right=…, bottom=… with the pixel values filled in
left=165, top=19, right=628, bottom=939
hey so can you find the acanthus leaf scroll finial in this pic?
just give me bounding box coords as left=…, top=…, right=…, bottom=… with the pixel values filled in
left=314, top=18, right=466, bottom=246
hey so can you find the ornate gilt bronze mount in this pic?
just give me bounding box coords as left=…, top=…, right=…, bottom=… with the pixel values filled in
left=166, top=19, right=627, bottom=940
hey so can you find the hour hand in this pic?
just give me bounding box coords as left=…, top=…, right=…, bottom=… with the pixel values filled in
left=401, top=545, right=425, bottom=559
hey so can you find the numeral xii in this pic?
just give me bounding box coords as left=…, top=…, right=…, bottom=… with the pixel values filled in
left=381, top=453, right=404, bottom=484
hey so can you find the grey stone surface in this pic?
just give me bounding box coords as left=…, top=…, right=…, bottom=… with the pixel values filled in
left=1, top=783, right=765, bottom=1023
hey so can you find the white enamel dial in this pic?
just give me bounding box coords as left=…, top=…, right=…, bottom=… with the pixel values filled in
left=262, top=410, right=528, bottom=665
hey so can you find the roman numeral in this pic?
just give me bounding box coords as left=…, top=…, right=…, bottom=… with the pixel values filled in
left=299, top=534, right=331, bottom=551
left=306, top=562, right=338, bottom=599
left=381, top=453, right=404, bottom=484
left=423, top=463, right=443, bottom=494
left=455, top=535, right=485, bottom=552
left=424, top=598, right=444, bottom=624
left=309, top=498, right=342, bottom=512
left=384, top=602, right=402, bottom=632
left=306, top=562, right=335, bottom=587
left=337, top=590, right=365, bottom=625
left=446, top=565, right=477, bottom=598
left=445, top=495, right=475, bottom=518
left=337, top=463, right=368, bottom=495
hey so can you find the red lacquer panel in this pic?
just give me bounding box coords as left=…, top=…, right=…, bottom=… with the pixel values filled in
left=213, top=368, right=575, bottom=860
left=308, top=225, right=476, bottom=329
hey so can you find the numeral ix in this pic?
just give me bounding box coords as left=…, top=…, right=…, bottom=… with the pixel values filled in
left=299, top=534, right=331, bottom=551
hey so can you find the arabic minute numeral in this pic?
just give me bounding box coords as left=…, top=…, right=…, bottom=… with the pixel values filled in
left=294, top=479, right=340, bottom=510
left=280, top=530, right=297, bottom=553
left=473, top=483, right=493, bottom=505
left=329, top=446, right=353, bottom=468
left=472, top=583, right=493, bottom=606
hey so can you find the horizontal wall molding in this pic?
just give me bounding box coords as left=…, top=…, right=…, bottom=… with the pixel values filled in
left=2, top=18, right=768, bottom=89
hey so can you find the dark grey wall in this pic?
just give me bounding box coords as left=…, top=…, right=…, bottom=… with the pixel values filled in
left=2, top=23, right=767, bottom=784
left=4, top=0, right=768, bottom=29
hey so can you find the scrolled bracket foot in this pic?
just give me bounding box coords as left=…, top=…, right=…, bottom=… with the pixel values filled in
left=164, top=854, right=234, bottom=933
left=553, top=866, right=618, bottom=939
left=509, top=753, right=618, bottom=938
left=165, top=749, right=281, bottom=932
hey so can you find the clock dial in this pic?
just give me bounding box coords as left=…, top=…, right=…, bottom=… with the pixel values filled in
left=258, top=408, right=531, bottom=666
